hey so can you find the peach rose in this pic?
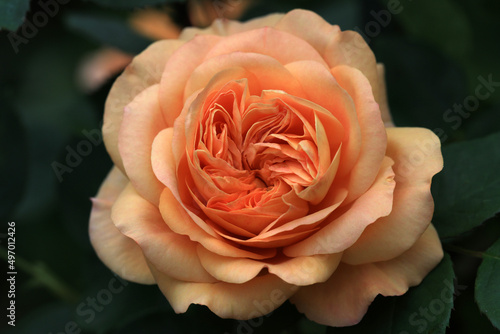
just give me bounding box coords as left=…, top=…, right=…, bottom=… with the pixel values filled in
left=89, top=9, right=444, bottom=327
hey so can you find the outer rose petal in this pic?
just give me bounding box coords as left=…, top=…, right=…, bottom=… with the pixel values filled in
left=104, top=39, right=184, bottom=172
left=149, top=262, right=298, bottom=320
left=119, top=84, right=165, bottom=205
left=290, top=224, right=443, bottom=327
left=89, top=167, right=154, bottom=284
left=343, top=128, right=443, bottom=264
left=197, top=244, right=342, bottom=285
left=331, top=65, right=387, bottom=203
left=111, top=183, right=216, bottom=283
left=179, top=13, right=284, bottom=40
left=377, top=64, right=393, bottom=127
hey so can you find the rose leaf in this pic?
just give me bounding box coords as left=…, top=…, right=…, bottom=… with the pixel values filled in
left=475, top=237, right=500, bottom=330
left=431, top=131, right=500, bottom=239
left=327, top=253, right=455, bottom=334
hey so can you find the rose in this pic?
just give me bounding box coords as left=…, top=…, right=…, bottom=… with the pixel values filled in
left=89, top=9, right=444, bottom=327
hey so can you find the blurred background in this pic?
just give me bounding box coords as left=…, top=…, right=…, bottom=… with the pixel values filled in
left=1, top=0, right=500, bottom=333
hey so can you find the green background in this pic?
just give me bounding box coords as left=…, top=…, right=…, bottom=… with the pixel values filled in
left=1, top=0, right=500, bottom=333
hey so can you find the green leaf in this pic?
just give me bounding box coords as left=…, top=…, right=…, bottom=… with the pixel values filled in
left=64, top=12, right=153, bottom=54
left=431, top=131, right=500, bottom=239
left=0, top=104, right=27, bottom=221
left=328, top=253, right=455, bottom=334
left=83, top=0, right=183, bottom=9
left=0, top=0, right=30, bottom=30
left=390, top=0, right=473, bottom=66
left=475, top=238, right=500, bottom=330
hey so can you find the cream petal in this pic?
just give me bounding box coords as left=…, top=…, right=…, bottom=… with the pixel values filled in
left=343, top=128, right=443, bottom=264
left=149, top=262, right=298, bottom=320
left=103, top=39, right=184, bottom=173
left=89, top=167, right=154, bottom=284
left=377, top=63, right=393, bottom=127
left=110, top=183, right=216, bottom=283
left=119, top=84, right=165, bottom=205
left=179, top=13, right=285, bottom=40
left=290, top=224, right=443, bottom=327
left=197, top=244, right=342, bottom=286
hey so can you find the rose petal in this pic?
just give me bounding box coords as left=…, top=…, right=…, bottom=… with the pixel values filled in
left=290, top=224, right=443, bottom=327
left=197, top=244, right=342, bottom=286
left=179, top=13, right=285, bottom=40
left=89, top=167, right=154, bottom=284
left=376, top=63, right=393, bottom=127
left=104, top=39, right=184, bottom=172
left=149, top=262, right=298, bottom=320
left=284, top=157, right=395, bottom=257
left=343, top=128, right=443, bottom=264
left=119, top=84, right=165, bottom=205
left=331, top=65, right=387, bottom=203
left=111, top=183, right=216, bottom=283
left=203, top=27, right=328, bottom=67
left=158, top=186, right=276, bottom=259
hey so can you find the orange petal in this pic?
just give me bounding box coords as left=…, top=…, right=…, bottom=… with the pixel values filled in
left=284, top=60, right=361, bottom=180
left=119, top=84, right=165, bottom=205
left=343, top=128, right=443, bottom=264
left=158, top=186, right=276, bottom=260
left=284, top=157, right=395, bottom=257
left=197, top=244, right=341, bottom=286
left=331, top=65, right=387, bottom=203
left=149, top=262, right=298, bottom=320
left=111, top=183, right=216, bottom=283
left=290, top=224, right=443, bottom=327
left=89, top=167, right=154, bottom=284
left=104, top=39, right=184, bottom=173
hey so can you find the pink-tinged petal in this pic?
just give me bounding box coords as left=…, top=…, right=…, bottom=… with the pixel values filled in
left=110, top=183, right=216, bottom=283
left=159, top=35, right=221, bottom=124
left=284, top=157, right=395, bottom=257
left=184, top=52, right=304, bottom=100
left=343, top=128, right=443, bottom=264
left=197, top=244, right=342, bottom=286
left=89, top=167, right=154, bottom=284
left=377, top=63, right=393, bottom=127
left=284, top=61, right=361, bottom=179
left=274, top=9, right=341, bottom=56
left=119, top=84, right=165, bottom=205
left=331, top=65, right=387, bottom=203
left=326, top=31, right=381, bottom=106
left=103, top=39, right=185, bottom=173
left=179, top=13, right=284, bottom=40
left=291, top=224, right=443, bottom=327
left=149, top=262, right=298, bottom=320
left=158, top=186, right=276, bottom=259
left=204, top=28, right=327, bottom=67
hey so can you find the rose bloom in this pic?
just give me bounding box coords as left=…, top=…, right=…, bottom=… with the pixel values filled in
left=89, top=9, right=444, bottom=327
